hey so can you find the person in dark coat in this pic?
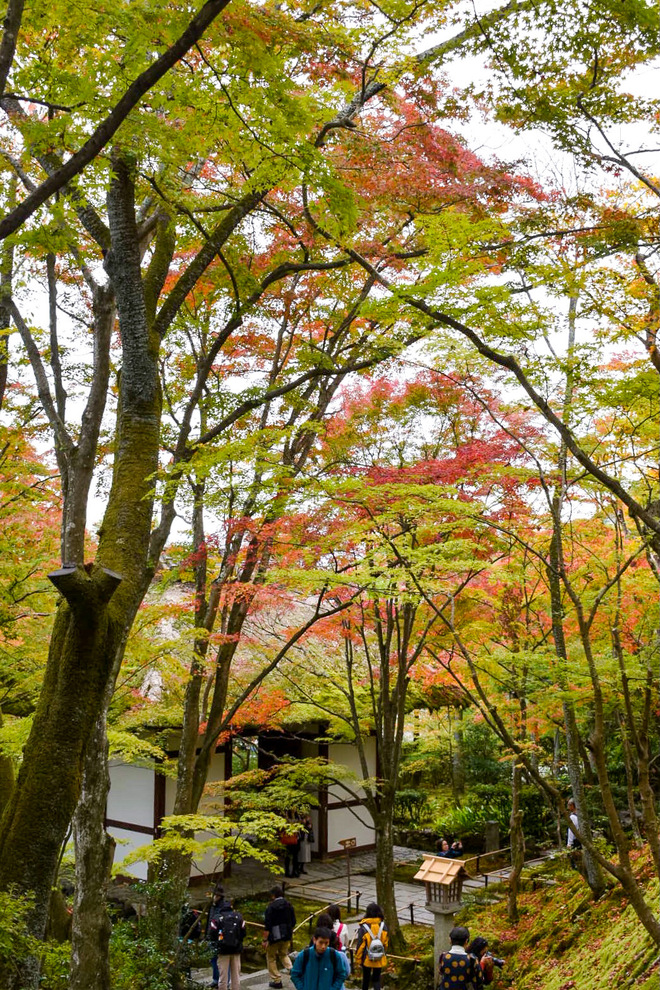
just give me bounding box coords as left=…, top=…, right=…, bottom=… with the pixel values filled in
left=214, top=896, right=245, bottom=990
left=205, top=885, right=226, bottom=986
left=438, top=926, right=483, bottom=989
left=263, top=885, right=296, bottom=989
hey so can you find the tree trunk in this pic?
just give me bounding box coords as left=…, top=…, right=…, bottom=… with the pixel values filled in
left=0, top=565, right=122, bottom=988
left=507, top=759, right=524, bottom=923
left=374, top=814, right=402, bottom=952
left=65, top=155, right=164, bottom=988
left=615, top=709, right=643, bottom=847
left=450, top=709, right=465, bottom=803
left=0, top=154, right=163, bottom=988
left=547, top=515, right=606, bottom=899
left=561, top=698, right=605, bottom=898
left=69, top=713, right=115, bottom=990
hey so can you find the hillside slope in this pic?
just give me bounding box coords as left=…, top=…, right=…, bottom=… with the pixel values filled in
left=457, top=849, right=658, bottom=990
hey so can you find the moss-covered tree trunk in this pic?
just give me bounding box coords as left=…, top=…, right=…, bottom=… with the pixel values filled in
left=70, top=713, right=116, bottom=990
left=0, top=564, right=123, bottom=988
left=66, top=154, right=164, bottom=990
left=507, top=759, right=524, bottom=923
left=0, top=154, right=163, bottom=989
left=374, top=813, right=400, bottom=949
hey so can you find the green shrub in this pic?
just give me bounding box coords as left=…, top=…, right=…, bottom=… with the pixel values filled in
left=394, top=789, right=432, bottom=825
left=39, top=942, right=70, bottom=990
left=109, top=922, right=172, bottom=990
left=0, top=889, right=71, bottom=987
left=471, top=783, right=555, bottom=843
left=463, top=723, right=508, bottom=786
left=0, top=890, right=35, bottom=979
left=434, top=803, right=502, bottom=842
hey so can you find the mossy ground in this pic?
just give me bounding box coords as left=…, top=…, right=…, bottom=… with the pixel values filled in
left=456, top=849, right=658, bottom=990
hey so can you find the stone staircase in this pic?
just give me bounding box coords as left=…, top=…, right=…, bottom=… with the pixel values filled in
left=188, top=968, right=293, bottom=990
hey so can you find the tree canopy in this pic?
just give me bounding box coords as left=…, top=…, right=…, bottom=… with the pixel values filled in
left=0, top=0, right=659, bottom=984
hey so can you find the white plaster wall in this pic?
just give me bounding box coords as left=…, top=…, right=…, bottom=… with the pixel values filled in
left=107, top=762, right=155, bottom=828
left=163, top=749, right=227, bottom=878
left=107, top=826, right=151, bottom=881
left=107, top=762, right=155, bottom=877
left=327, top=739, right=376, bottom=802
left=326, top=804, right=375, bottom=854
left=326, top=738, right=376, bottom=853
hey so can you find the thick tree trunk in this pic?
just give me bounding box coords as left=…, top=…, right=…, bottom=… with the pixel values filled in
left=70, top=713, right=115, bottom=990
left=66, top=156, right=164, bottom=988
left=0, top=564, right=122, bottom=988
left=0, top=156, right=163, bottom=988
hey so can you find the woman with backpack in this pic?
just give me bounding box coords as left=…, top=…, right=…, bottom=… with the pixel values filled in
left=327, top=904, right=348, bottom=953
left=355, top=903, right=388, bottom=990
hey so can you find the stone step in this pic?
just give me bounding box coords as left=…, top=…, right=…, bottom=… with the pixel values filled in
left=188, top=968, right=293, bottom=990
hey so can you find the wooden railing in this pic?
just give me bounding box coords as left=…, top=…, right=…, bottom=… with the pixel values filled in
left=464, top=846, right=512, bottom=880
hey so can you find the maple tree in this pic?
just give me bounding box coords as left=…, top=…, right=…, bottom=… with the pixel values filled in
left=412, top=399, right=660, bottom=941
left=258, top=371, right=534, bottom=946
left=0, top=421, right=60, bottom=810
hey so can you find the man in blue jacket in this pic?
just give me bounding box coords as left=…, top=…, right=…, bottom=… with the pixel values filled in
left=291, top=926, right=348, bottom=990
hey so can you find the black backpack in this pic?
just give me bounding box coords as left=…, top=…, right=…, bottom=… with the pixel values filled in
left=301, top=946, right=341, bottom=981
left=217, top=911, right=243, bottom=953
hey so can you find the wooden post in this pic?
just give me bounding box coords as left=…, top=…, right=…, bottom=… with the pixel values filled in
left=338, top=837, right=356, bottom=911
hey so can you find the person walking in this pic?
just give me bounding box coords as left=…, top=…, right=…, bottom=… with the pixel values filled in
left=566, top=798, right=582, bottom=871
left=438, top=926, right=483, bottom=989
left=214, top=896, right=245, bottom=990
left=263, top=885, right=296, bottom=989
left=206, top=885, right=227, bottom=987
left=291, top=926, right=347, bottom=990
left=327, top=904, right=348, bottom=952
left=354, top=903, right=388, bottom=990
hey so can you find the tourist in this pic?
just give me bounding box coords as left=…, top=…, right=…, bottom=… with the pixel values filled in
left=355, top=903, right=388, bottom=990
left=566, top=799, right=580, bottom=850
left=566, top=798, right=582, bottom=871
left=280, top=813, right=301, bottom=878
left=291, top=926, right=347, bottom=990
left=263, top=885, right=296, bottom=989
left=468, top=935, right=504, bottom=985
left=438, top=926, right=483, bottom=989
left=437, top=838, right=452, bottom=857
left=205, top=884, right=226, bottom=987
left=214, top=896, right=245, bottom=990
left=327, top=904, right=348, bottom=952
